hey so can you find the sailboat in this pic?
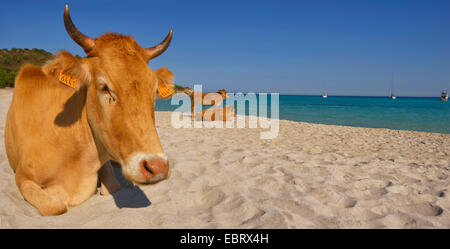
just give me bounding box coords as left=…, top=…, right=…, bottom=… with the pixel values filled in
left=390, top=73, right=396, bottom=100
left=322, top=91, right=327, bottom=98
left=441, top=90, right=448, bottom=102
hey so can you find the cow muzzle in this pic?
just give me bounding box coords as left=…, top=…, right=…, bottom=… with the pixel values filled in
left=123, top=153, right=169, bottom=184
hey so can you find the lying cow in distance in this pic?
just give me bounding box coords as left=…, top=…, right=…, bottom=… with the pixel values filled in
left=195, top=106, right=236, bottom=121
left=4, top=5, right=175, bottom=216
left=190, top=89, right=227, bottom=119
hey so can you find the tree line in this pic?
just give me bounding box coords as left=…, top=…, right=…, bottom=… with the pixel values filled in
left=0, top=48, right=54, bottom=88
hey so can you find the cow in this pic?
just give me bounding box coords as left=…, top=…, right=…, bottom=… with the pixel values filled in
left=195, top=106, right=236, bottom=121
left=4, top=5, right=175, bottom=216
left=190, top=89, right=227, bottom=119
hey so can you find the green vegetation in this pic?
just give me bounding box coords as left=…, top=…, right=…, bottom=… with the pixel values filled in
left=0, top=48, right=54, bottom=88
left=174, top=84, right=192, bottom=93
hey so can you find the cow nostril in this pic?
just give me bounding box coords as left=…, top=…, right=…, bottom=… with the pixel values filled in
left=138, top=158, right=169, bottom=181
left=141, top=160, right=154, bottom=175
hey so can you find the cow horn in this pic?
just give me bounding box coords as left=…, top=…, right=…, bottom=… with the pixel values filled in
left=144, top=29, right=173, bottom=61
left=63, top=5, right=95, bottom=53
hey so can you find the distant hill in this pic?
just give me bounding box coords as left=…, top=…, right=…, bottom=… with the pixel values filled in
left=0, top=48, right=54, bottom=87
left=173, top=84, right=193, bottom=95
left=0, top=48, right=192, bottom=93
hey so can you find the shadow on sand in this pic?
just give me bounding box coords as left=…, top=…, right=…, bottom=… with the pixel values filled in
left=108, top=161, right=151, bottom=209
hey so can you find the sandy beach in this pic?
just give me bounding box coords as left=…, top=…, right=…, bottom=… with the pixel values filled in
left=0, top=88, right=449, bottom=228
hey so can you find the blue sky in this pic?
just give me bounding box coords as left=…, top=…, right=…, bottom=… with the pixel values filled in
left=0, top=0, right=449, bottom=96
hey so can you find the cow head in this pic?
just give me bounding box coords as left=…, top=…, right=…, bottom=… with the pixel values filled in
left=217, top=89, right=227, bottom=99
left=51, top=5, right=175, bottom=184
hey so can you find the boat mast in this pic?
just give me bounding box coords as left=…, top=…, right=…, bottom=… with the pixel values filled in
left=390, top=72, right=394, bottom=97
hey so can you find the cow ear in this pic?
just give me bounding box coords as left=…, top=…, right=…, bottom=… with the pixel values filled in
left=43, top=51, right=91, bottom=90
left=155, top=67, right=175, bottom=99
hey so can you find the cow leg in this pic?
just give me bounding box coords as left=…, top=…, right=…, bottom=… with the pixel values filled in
left=99, top=161, right=121, bottom=195
left=17, top=179, right=67, bottom=216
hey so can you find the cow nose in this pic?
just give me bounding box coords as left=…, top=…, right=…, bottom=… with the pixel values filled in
left=139, top=158, right=169, bottom=182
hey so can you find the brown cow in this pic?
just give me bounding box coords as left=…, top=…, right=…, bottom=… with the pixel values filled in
left=195, top=106, right=236, bottom=121
left=190, top=89, right=227, bottom=118
left=4, top=5, right=175, bottom=216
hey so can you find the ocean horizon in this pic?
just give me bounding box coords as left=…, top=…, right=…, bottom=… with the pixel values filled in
left=156, top=94, right=450, bottom=134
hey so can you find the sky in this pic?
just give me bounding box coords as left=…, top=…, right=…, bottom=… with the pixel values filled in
left=0, top=0, right=449, bottom=97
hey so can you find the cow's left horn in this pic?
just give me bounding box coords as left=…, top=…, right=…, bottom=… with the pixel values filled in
left=63, top=5, right=95, bottom=53
left=144, top=29, right=173, bottom=61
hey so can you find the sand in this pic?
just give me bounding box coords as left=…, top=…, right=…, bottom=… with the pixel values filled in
left=0, top=88, right=449, bottom=228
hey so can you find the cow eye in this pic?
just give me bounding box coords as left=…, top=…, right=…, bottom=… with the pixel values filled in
left=101, top=84, right=110, bottom=93
left=99, top=84, right=116, bottom=103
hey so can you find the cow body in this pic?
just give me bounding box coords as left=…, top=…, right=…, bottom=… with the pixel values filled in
left=191, top=89, right=227, bottom=118
left=5, top=65, right=109, bottom=213
left=4, top=5, right=175, bottom=216
left=195, top=105, right=236, bottom=121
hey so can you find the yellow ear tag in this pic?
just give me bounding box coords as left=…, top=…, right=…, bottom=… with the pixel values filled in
left=158, top=84, right=175, bottom=99
left=58, top=71, right=77, bottom=88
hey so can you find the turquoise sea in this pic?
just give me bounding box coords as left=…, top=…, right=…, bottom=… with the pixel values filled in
left=156, top=95, right=450, bottom=134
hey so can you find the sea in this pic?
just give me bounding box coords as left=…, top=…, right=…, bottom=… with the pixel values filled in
left=156, top=95, right=450, bottom=134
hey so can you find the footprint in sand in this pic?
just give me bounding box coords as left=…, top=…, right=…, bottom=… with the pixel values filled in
left=381, top=213, right=419, bottom=228
left=246, top=210, right=288, bottom=228
left=310, top=188, right=357, bottom=208
left=198, top=188, right=227, bottom=210
left=364, top=187, right=389, bottom=197
left=188, top=177, right=210, bottom=192
left=213, top=150, right=223, bottom=158
left=293, top=179, right=314, bottom=193
left=213, top=199, right=265, bottom=227
left=380, top=212, right=436, bottom=228
left=386, top=185, right=410, bottom=195
left=174, top=187, right=226, bottom=215
left=349, top=207, right=384, bottom=222
left=400, top=203, right=443, bottom=216
left=352, top=178, right=392, bottom=191
left=240, top=155, right=260, bottom=166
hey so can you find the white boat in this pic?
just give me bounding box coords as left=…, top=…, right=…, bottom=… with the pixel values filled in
left=441, top=90, right=448, bottom=102
left=322, top=82, right=327, bottom=98
left=390, top=73, right=396, bottom=100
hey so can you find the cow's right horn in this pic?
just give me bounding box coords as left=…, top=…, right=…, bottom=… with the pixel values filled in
left=63, top=5, right=95, bottom=53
